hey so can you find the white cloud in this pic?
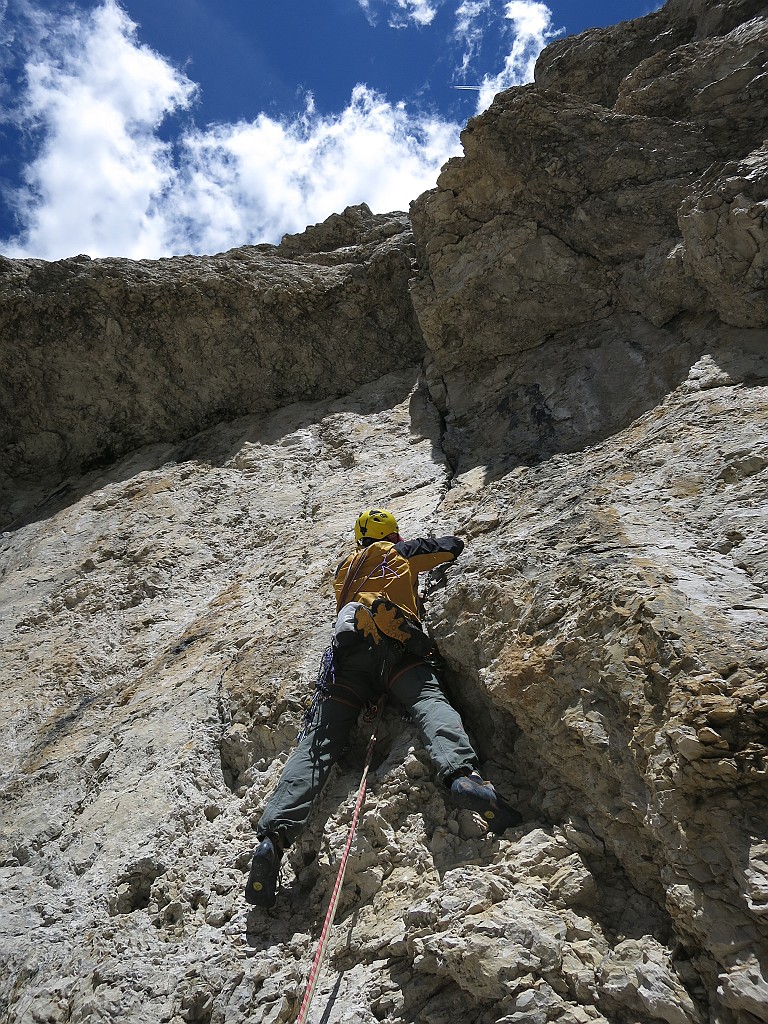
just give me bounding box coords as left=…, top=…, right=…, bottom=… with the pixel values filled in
left=454, top=0, right=492, bottom=75
left=4, top=0, right=195, bottom=259
left=1, top=0, right=560, bottom=260
left=2, top=1, right=461, bottom=259
left=163, top=87, right=462, bottom=255
left=476, top=1, right=561, bottom=111
left=389, top=0, right=440, bottom=27
left=356, top=0, right=441, bottom=28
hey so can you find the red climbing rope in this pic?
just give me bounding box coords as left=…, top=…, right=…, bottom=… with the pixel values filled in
left=295, top=703, right=385, bottom=1024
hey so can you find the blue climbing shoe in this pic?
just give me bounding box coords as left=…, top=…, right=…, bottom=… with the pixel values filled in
left=450, top=773, right=522, bottom=834
left=245, top=836, right=282, bottom=907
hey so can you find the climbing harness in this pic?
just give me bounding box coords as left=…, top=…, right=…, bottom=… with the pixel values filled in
left=298, top=646, right=335, bottom=741
left=295, top=700, right=386, bottom=1024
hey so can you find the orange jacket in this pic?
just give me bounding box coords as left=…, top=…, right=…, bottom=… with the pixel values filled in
left=334, top=536, right=464, bottom=623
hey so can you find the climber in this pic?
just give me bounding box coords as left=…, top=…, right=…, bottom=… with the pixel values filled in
left=244, top=508, right=522, bottom=908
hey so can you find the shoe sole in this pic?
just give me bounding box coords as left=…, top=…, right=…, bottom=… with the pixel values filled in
left=451, top=778, right=522, bottom=834
left=245, top=856, right=279, bottom=907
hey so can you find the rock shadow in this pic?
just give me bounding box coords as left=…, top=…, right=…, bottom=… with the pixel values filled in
left=444, top=320, right=768, bottom=485
left=3, top=367, right=423, bottom=532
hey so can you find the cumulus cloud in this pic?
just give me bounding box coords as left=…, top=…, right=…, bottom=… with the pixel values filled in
left=476, top=1, right=561, bottom=111
left=163, top=87, right=461, bottom=255
left=3, top=0, right=195, bottom=259
left=2, top=0, right=461, bottom=259
left=1, top=0, right=558, bottom=260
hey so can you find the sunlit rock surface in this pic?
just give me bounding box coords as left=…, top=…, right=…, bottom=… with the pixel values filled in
left=1, top=1, right=767, bottom=1022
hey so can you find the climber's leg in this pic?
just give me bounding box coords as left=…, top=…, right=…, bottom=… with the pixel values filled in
left=388, top=657, right=522, bottom=833
left=387, top=658, right=479, bottom=783
left=256, top=641, right=380, bottom=846
left=255, top=695, right=358, bottom=846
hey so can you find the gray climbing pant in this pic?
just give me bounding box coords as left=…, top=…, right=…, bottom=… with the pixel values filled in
left=257, top=638, right=479, bottom=846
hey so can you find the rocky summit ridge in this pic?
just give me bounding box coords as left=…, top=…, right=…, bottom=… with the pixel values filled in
left=1, top=2, right=766, bottom=1023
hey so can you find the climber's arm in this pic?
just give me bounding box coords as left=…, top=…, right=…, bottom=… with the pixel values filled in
left=394, top=536, right=464, bottom=575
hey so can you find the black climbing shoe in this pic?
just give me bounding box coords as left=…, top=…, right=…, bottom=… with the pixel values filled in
left=450, top=773, right=522, bottom=834
left=245, top=836, right=282, bottom=907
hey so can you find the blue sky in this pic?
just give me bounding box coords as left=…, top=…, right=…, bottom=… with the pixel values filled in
left=0, top=0, right=659, bottom=260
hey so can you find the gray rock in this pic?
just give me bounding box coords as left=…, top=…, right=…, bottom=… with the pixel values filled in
left=1, top=2, right=767, bottom=1023
left=0, top=208, right=423, bottom=528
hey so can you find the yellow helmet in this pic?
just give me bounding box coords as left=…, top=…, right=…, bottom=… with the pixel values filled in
left=354, top=508, right=399, bottom=544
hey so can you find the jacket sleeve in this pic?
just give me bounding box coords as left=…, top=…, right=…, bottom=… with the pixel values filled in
left=394, top=536, right=464, bottom=575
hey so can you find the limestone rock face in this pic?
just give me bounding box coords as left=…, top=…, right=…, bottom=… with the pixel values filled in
left=1, top=3, right=767, bottom=1024
left=1, top=369, right=462, bottom=1024
left=535, top=0, right=768, bottom=112
left=679, top=147, right=768, bottom=327
left=534, top=9, right=695, bottom=109
left=410, top=1, right=767, bottom=477
left=0, top=205, right=422, bottom=529
left=614, top=17, right=768, bottom=157
left=431, top=360, right=768, bottom=1021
